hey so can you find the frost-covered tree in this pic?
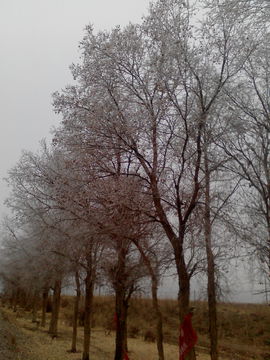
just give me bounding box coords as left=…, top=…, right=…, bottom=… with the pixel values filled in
left=52, top=5, right=256, bottom=360
left=221, top=27, right=270, bottom=296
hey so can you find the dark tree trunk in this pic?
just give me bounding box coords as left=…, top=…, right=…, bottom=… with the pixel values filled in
left=113, top=244, right=132, bottom=360
left=150, top=176, right=197, bottom=360
left=8, top=291, right=14, bottom=309
left=204, top=149, right=218, bottom=360
left=12, top=289, right=19, bottom=312
left=114, top=290, right=128, bottom=360
left=31, top=290, right=39, bottom=323
left=205, top=233, right=218, bottom=360
left=49, top=279, right=62, bottom=337
left=82, top=269, right=94, bottom=360
left=175, top=237, right=196, bottom=360
left=41, top=289, right=49, bottom=327
left=151, top=276, right=164, bottom=360
left=71, top=270, right=81, bottom=353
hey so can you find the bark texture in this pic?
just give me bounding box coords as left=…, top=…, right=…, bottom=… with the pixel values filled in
left=48, top=279, right=62, bottom=337
left=82, top=269, right=94, bottom=360
left=71, top=271, right=81, bottom=353
left=114, top=245, right=129, bottom=360
left=204, top=149, right=218, bottom=360
left=31, top=291, right=38, bottom=323
left=41, top=289, right=49, bottom=327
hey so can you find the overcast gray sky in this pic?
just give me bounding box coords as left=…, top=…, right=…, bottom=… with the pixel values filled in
left=0, top=0, right=152, bottom=217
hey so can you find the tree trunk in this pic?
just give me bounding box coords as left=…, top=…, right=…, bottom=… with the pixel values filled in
left=71, top=270, right=81, bottom=353
left=204, top=149, right=218, bottom=360
left=151, top=276, right=165, bottom=360
left=9, top=290, right=14, bottom=309
left=113, top=242, right=131, bottom=360
left=150, top=176, right=197, bottom=359
left=12, top=289, right=19, bottom=312
left=31, top=290, right=39, bottom=323
left=175, top=239, right=196, bottom=360
left=49, top=279, right=62, bottom=337
left=41, top=289, right=49, bottom=327
left=82, top=269, right=94, bottom=360
left=205, top=237, right=218, bottom=360
left=114, top=290, right=128, bottom=360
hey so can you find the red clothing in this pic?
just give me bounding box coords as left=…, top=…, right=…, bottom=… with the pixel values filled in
left=179, top=313, right=198, bottom=360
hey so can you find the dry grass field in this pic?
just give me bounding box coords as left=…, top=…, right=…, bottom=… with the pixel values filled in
left=1, top=308, right=209, bottom=360
left=1, top=296, right=270, bottom=360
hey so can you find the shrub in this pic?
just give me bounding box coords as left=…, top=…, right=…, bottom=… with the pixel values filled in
left=144, top=330, right=156, bottom=342
left=60, top=297, right=70, bottom=308
left=46, top=298, right=52, bottom=313
left=128, top=325, right=140, bottom=338
left=78, top=308, right=85, bottom=326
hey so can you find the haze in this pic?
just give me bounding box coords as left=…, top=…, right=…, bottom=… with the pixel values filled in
left=0, top=0, right=266, bottom=304
left=0, top=0, right=151, bottom=217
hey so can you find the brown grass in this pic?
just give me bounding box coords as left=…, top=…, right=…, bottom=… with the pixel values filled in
left=3, top=307, right=209, bottom=360
left=2, top=296, right=270, bottom=360
left=90, top=297, right=270, bottom=359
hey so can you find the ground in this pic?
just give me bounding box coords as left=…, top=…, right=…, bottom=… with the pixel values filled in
left=0, top=307, right=212, bottom=360
left=0, top=310, right=34, bottom=360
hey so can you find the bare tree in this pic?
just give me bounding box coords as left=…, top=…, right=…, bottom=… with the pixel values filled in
left=220, top=23, right=270, bottom=293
